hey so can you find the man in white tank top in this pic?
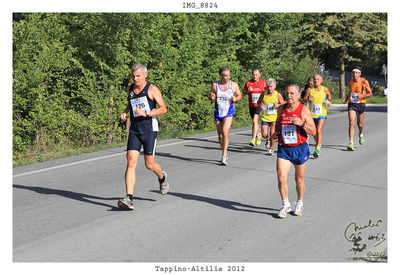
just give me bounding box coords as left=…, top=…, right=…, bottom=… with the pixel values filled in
left=209, top=67, right=242, bottom=165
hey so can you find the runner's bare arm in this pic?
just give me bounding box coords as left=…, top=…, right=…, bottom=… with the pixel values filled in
left=232, top=82, right=242, bottom=102
left=361, top=79, right=373, bottom=99
left=272, top=105, right=283, bottom=140
left=303, top=87, right=311, bottom=102
left=209, top=83, right=217, bottom=101
left=342, top=90, right=350, bottom=104
left=138, top=84, right=167, bottom=117
left=277, top=92, right=285, bottom=107
left=300, top=105, right=316, bottom=136
left=325, top=86, right=332, bottom=106
left=120, top=103, right=130, bottom=121
left=120, top=85, right=131, bottom=121
left=256, top=91, right=265, bottom=106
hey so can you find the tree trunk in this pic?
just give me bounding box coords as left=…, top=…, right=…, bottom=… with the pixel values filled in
left=339, top=45, right=346, bottom=98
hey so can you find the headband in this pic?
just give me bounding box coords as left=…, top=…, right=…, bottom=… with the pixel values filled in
left=352, top=69, right=361, bottom=73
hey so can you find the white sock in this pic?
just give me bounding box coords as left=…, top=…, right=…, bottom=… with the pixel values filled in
left=283, top=199, right=290, bottom=207
left=359, top=133, right=364, bottom=137
left=296, top=200, right=303, bottom=206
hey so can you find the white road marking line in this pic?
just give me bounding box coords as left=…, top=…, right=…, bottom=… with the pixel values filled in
left=13, top=111, right=347, bottom=179
left=13, top=129, right=251, bottom=178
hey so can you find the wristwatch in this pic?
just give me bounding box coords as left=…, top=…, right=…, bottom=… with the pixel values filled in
left=301, top=121, right=306, bottom=128
left=145, top=110, right=150, bottom=117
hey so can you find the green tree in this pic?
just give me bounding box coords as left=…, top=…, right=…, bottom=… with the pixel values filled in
left=298, top=13, right=387, bottom=97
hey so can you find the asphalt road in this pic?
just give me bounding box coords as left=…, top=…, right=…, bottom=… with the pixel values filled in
left=13, top=105, right=387, bottom=264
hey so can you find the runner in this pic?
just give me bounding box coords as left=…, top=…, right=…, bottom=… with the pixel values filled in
left=257, top=78, right=285, bottom=155
left=342, top=67, right=373, bottom=151
left=118, top=64, right=168, bottom=210
left=271, top=84, right=316, bottom=218
left=304, top=74, right=332, bottom=158
left=243, top=69, right=268, bottom=146
left=210, top=67, right=242, bottom=165
left=300, top=77, right=313, bottom=107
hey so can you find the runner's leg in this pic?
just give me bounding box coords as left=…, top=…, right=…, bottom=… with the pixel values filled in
left=348, top=110, right=357, bottom=143
left=252, top=113, right=260, bottom=140
left=315, top=119, right=326, bottom=148
left=125, top=150, right=140, bottom=195
left=277, top=157, right=292, bottom=200
left=294, top=162, right=307, bottom=201
left=216, top=120, right=224, bottom=151
left=357, top=112, right=365, bottom=136
left=269, top=122, right=276, bottom=150
left=144, top=154, right=163, bottom=180
left=221, top=117, right=233, bottom=156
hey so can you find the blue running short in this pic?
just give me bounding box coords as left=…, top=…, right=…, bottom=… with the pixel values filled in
left=127, top=131, right=157, bottom=155
left=261, top=121, right=274, bottom=126
left=277, top=142, right=310, bottom=165
left=313, top=115, right=327, bottom=125
left=214, top=104, right=235, bottom=121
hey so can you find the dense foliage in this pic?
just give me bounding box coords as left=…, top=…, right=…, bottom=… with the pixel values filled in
left=12, top=13, right=387, bottom=161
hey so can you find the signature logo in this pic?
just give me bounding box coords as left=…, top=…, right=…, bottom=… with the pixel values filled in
left=344, top=219, right=386, bottom=261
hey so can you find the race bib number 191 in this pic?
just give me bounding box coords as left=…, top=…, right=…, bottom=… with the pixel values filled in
left=282, top=125, right=298, bottom=144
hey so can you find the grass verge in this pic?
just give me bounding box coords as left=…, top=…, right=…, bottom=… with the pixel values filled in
left=13, top=120, right=253, bottom=168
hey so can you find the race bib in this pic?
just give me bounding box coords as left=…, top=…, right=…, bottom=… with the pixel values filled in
left=350, top=93, right=360, bottom=103
left=217, top=96, right=231, bottom=117
left=263, top=104, right=275, bottom=115
left=130, top=96, right=150, bottom=117
left=282, top=125, right=298, bottom=144
left=311, top=104, right=322, bottom=115
left=251, top=93, right=261, bottom=104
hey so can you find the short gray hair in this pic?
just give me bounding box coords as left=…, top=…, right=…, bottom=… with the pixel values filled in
left=132, top=63, right=147, bottom=73
left=286, top=84, right=301, bottom=95
left=219, top=66, right=230, bottom=75
left=266, top=78, right=277, bottom=86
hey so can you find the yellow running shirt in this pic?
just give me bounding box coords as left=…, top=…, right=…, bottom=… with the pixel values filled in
left=260, top=90, right=279, bottom=122
left=309, top=86, right=327, bottom=118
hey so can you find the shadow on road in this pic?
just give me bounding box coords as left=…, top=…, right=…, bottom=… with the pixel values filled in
left=177, top=136, right=219, bottom=144
left=151, top=191, right=278, bottom=217
left=13, top=184, right=156, bottom=210
left=156, top=151, right=221, bottom=165
left=366, top=105, right=387, bottom=113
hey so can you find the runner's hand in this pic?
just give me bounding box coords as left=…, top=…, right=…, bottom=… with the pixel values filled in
left=120, top=113, right=127, bottom=122
left=292, top=117, right=303, bottom=127
left=134, top=108, right=146, bottom=117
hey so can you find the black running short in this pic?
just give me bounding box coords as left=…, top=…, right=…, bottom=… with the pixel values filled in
left=249, top=106, right=261, bottom=119
left=127, top=131, right=157, bottom=155
left=348, top=103, right=366, bottom=116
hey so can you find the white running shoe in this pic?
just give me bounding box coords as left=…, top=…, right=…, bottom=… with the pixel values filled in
left=267, top=149, right=274, bottom=155
left=277, top=204, right=291, bottom=218
left=117, top=195, right=135, bottom=210
left=159, top=171, right=169, bottom=195
left=293, top=202, right=304, bottom=216
left=221, top=155, right=228, bottom=165
left=265, top=140, right=270, bottom=150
